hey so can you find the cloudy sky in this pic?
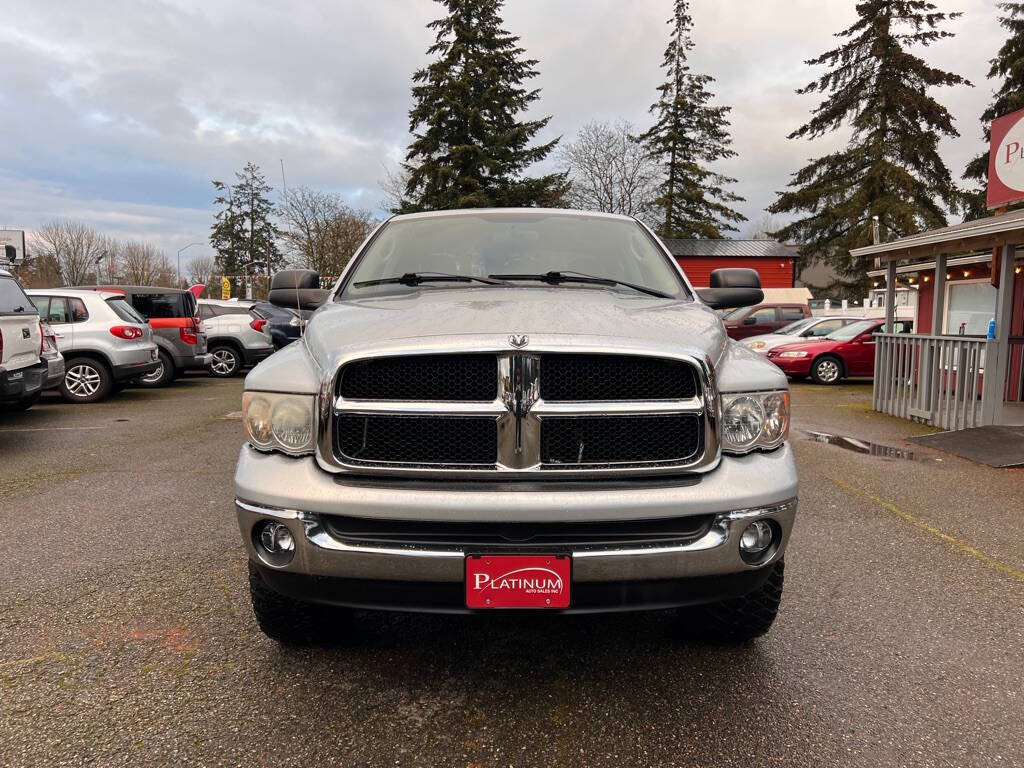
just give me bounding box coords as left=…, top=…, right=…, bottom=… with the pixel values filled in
left=0, top=0, right=1006, bottom=266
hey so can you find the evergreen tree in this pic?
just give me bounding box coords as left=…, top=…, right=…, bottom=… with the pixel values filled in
left=769, top=1, right=970, bottom=284
left=963, top=2, right=1024, bottom=218
left=210, top=180, right=245, bottom=290
left=210, top=163, right=282, bottom=294
left=635, top=0, right=745, bottom=239
left=400, top=0, right=566, bottom=212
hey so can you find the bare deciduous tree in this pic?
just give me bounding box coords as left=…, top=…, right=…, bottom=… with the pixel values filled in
left=378, top=163, right=412, bottom=213
left=278, top=186, right=377, bottom=276
left=29, top=220, right=110, bottom=285
left=118, top=240, right=168, bottom=285
left=744, top=214, right=782, bottom=240
left=186, top=255, right=215, bottom=288
left=556, top=120, right=660, bottom=219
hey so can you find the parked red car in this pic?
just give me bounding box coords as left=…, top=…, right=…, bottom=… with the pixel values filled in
left=722, top=303, right=811, bottom=340
left=766, top=318, right=912, bottom=384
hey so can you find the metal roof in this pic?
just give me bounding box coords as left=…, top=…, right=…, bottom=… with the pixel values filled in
left=849, top=207, right=1024, bottom=260
left=660, top=239, right=798, bottom=259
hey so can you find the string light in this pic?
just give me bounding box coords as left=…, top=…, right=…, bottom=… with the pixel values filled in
left=1017, top=266, right=1022, bottom=274
left=963, top=269, right=970, bottom=277
left=923, top=275, right=930, bottom=282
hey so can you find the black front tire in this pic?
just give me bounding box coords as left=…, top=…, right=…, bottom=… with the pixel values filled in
left=248, top=561, right=345, bottom=645
left=208, top=344, right=241, bottom=377
left=676, top=559, right=785, bottom=643
left=60, top=357, right=113, bottom=403
left=137, top=350, right=175, bottom=388
left=810, top=355, right=844, bottom=385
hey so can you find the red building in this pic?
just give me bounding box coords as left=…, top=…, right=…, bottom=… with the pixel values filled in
left=660, top=239, right=798, bottom=288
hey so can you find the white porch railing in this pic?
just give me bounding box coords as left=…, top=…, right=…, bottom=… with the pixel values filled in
left=873, top=334, right=997, bottom=431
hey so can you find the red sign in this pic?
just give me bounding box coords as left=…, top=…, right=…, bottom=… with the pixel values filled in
left=465, top=554, right=570, bottom=609
left=987, top=107, right=1024, bottom=209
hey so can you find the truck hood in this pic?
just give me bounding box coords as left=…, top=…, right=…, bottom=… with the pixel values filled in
left=304, top=286, right=729, bottom=367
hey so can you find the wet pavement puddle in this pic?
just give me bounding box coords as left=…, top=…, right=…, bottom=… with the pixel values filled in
left=804, top=430, right=940, bottom=462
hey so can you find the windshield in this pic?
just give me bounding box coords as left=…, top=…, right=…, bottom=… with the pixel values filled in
left=340, top=212, right=687, bottom=299
left=826, top=320, right=876, bottom=340
left=774, top=318, right=815, bottom=335
left=721, top=306, right=750, bottom=321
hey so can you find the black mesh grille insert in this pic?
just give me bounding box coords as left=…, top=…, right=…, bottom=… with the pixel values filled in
left=338, top=354, right=497, bottom=401
left=320, top=513, right=716, bottom=549
left=540, top=415, right=701, bottom=466
left=540, top=354, right=697, bottom=401
left=336, top=415, right=497, bottom=466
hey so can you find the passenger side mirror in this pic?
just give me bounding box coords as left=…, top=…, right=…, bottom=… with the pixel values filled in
left=268, top=269, right=328, bottom=311
left=697, top=268, right=763, bottom=310
left=742, top=316, right=757, bottom=325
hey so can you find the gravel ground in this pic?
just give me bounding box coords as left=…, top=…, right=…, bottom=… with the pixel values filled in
left=1, top=376, right=1022, bottom=768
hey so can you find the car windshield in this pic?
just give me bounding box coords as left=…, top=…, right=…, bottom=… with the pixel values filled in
left=774, top=318, right=815, bottom=335
left=826, top=320, right=876, bottom=340
left=340, top=212, right=687, bottom=299
left=721, top=306, right=750, bottom=321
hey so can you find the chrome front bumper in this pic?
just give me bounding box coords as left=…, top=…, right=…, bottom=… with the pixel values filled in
left=235, top=443, right=798, bottom=586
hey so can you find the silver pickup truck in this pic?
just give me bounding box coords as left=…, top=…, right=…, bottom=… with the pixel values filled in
left=235, top=209, right=797, bottom=644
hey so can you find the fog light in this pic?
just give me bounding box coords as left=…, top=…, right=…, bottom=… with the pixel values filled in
left=739, top=520, right=774, bottom=560
left=256, top=521, right=295, bottom=566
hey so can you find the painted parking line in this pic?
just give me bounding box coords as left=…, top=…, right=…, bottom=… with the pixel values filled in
left=0, top=426, right=109, bottom=432
left=826, top=474, right=1024, bottom=584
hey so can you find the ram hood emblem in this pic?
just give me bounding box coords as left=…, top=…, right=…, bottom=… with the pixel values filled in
left=508, top=334, right=529, bottom=349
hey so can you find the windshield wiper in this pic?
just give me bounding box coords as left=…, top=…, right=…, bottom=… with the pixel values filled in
left=353, top=272, right=507, bottom=288
left=488, top=270, right=672, bottom=299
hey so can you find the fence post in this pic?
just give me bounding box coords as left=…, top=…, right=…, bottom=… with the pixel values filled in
left=980, top=340, right=1000, bottom=426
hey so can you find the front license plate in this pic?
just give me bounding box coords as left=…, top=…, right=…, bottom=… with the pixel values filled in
left=465, top=554, right=570, bottom=609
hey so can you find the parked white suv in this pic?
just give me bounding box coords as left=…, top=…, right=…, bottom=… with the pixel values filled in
left=198, top=299, right=275, bottom=377
left=27, top=288, right=159, bottom=403
left=0, top=269, right=45, bottom=411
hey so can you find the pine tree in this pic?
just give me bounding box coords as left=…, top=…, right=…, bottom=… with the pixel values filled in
left=210, top=180, right=245, bottom=291
left=769, top=1, right=970, bottom=284
left=400, top=0, right=566, bottom=212
left=210, top=163, right=282, bottom=294
left=635, top=0, right=745, bottom=239
left=963, top=2, right=1024, bottom=218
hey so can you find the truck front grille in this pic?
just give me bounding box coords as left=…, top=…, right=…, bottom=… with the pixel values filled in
left=336, top=415, right=497, bottom=466
left=338, top=353, right=497, bottom=401
left=539, top=414, right=701, bottom=467
left=330, top=351, right=710, bottom=475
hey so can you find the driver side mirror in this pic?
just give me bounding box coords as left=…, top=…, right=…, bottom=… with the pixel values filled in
left=698, top=269, right=763, bottom=310
left=742, top=315, right=758, bottom=325
left=268, top=269, right=328, bottom=311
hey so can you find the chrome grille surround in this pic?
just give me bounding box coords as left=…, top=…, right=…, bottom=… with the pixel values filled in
left=316, top=337, right=720, bottom=479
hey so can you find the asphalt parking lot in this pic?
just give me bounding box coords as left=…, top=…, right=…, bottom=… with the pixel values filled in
left=2, top=377, right=1023, bottom=768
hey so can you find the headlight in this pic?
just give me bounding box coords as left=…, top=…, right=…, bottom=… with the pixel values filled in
left=242, top=392, right=316, bottom=455
left=778, top=350, right=809, bottom=358
left=720, top=391, right=790, bottom=454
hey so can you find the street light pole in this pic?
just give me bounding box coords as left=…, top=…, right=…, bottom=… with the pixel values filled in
left=176, top=242, right=203, bottom=287
left=95, top=253, right=105, bottom=286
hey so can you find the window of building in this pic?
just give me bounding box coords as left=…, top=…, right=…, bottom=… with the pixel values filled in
left=944, top=280, right=996, bottom=336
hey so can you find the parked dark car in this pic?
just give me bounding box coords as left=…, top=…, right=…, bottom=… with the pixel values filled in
left=722, top=303, right=811, bottom=340
left=251, top=301, right=307, bottom=349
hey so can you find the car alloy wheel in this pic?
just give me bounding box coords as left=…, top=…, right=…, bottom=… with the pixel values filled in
left=210, top=347, right=239, bottom=377
left=65, top=363, right=102, bottom=398
left=813, top=358, right=841, bottom=384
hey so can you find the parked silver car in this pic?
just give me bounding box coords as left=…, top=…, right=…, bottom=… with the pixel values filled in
left=236, top=209, right=798, bottom=645
left=28, top=288, right=159, bottom=403
left=742, top=315, right=861, bottom=354
left=198, top=299, right=275, bottom=377
left=0, top=268, right=45, bottom=411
